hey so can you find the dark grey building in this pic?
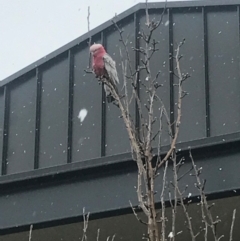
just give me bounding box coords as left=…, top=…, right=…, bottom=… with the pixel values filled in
left=0, top=0, right=240, bottom=240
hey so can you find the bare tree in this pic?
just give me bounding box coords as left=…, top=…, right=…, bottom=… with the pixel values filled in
left=86, top=1, right=237, bottom=241
left=97, top=1, right=187, bottom=239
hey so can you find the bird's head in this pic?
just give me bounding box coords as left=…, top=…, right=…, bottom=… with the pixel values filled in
left=89, top=43, right=106, bottom=56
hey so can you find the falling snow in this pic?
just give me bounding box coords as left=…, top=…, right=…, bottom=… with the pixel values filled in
left=165, top=20, right=169, bottom=26
left=78, top=108, right=88, bottom=122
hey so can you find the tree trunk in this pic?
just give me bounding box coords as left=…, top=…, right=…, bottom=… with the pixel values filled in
left=147, top=158, right=159, bottom=241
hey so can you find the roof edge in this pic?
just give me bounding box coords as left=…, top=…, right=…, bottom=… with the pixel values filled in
left=0, top=131, right=239, bottom=188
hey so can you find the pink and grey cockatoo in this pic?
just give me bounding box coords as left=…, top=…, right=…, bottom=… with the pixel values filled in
left=89, top=43, right=119, bottom=103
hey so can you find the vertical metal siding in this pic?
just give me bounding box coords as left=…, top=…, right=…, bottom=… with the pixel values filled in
left=1, top=86, right=10, bottom=175
left=207, top=7, right=240, bottom=136
left=7, top=74, right=36, bottom=174
left=34, top=68, right=42, bottom=169
left=0, top=89, right=5, bottom=175
left=38, top=53, right=69, bottom=168
left=71, top=41, right=102, bottom=162
left=101, top=32, right=107, bottom=157
left=67, top=50, right=74, bottom=163
left=172, top=9, right=206, bottom=142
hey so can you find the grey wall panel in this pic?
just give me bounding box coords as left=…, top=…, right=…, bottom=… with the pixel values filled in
left=0, top=90, right=4, bottom=175
left=72, top=43, right=102, bottom=162
left=172, top=10, right=206, bottom=142
left=7, top=74, right=36, bottom=174
left=3, top=195, right=240, bottom=241
left=139, top=12, right=170, bottom=147
left=39, top=54, right=69, bottom=168
left=207, top=9, right=240, bottom=136
left=105, top=17, right=135, bottom=155
left=0, top=146, right=240, bottom=230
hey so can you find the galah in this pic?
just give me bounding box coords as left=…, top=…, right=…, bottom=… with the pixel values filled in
left=89, top=43, right=119, bottom=103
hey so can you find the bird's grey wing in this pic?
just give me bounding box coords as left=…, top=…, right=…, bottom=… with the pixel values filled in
left=103, top=54, right=119, bottom=85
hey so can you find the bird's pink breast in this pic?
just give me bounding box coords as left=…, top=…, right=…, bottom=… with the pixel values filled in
left=93, top=54, right=105, bottom=76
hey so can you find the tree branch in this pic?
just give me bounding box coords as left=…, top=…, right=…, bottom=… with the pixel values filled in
left=229, top=209, right=236, bottom=241
left=157, top=40, right=186, bottom=170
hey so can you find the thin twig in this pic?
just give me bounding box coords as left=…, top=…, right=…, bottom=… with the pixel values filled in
left=29, top=224, right=33, bottom=241
left=190, top=151, right=218, bottom=241
left=119, top=48, right=130, bottom=117
left=160, top=161, right=168, bottom=241
left=129, top=200, right=148, bottom=225
left=171, top=151, right=178, bottom=241
left=176, top=184, right=197, bottom=241
left=157, top=40, right=186, bottom=170
left=97, top=229, right=100, bottom=241
left=229, top=209, right=236, bottom=241
left=177, top=166, right=193, bottom=181
left=81, top=207, right=90, bottom=241
left=87, top=6, right=92, bottom=69
left=155, top=106, right=164, bottom=175
left=87, top=6, right=90, bottom=32
left=111, top=234, right=116, bottom=241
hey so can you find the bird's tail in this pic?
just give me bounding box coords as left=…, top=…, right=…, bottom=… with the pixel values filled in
left=104, top=83, right=116, bottom=103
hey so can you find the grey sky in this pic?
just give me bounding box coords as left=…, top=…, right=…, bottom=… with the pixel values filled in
left=0, top=0, right=188, bottom=80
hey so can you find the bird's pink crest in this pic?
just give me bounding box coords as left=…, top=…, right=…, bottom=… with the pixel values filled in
left=89, top=44, right=106, bottom=55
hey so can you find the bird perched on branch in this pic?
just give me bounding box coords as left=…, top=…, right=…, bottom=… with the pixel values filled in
left=89, top=43, right=119, bottom=103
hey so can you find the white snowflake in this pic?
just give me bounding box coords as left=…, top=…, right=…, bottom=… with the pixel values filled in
left=165, top=20, right=169, bottom=26
left=78, top=108, right=88, bottom=122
